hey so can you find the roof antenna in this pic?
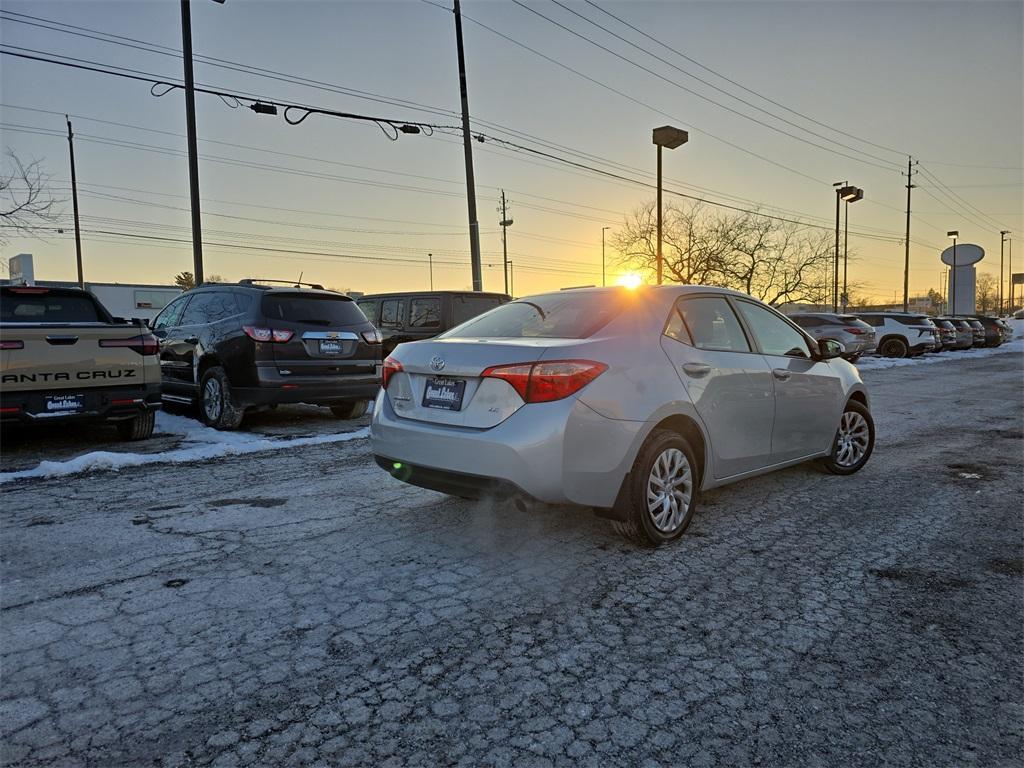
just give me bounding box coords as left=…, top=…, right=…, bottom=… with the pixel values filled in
left=296, top=271, right=303, bottom=289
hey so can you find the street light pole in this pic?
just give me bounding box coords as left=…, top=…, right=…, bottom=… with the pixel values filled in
left=840, top=187, right=863, bottom=312
left=832, top=183, right=859, bottom=312
left=602, top=226, right=610, bottom=287
left=428, top=252, right=433, bottom=291
left=652, top=126, right=688, bottom=285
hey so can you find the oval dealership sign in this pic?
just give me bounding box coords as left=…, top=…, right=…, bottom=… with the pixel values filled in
left=940, top=243, right=984, bottom=266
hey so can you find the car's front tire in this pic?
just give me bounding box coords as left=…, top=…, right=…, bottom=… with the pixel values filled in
left=819, top=400, right=874, bottom=475
left=613, top=429, right=699, bottom=546
left=116, top=410, right=155, bottom=441
left=199, top=366, right=245, bottom=430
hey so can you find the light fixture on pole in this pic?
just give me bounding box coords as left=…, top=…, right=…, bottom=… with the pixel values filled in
left=832, top=182, right=859, bottom=311
left=652, top=126, right=688, bottom=285
left=602, top=226, right=610, bottom=287
left=1000, top=230, right=1010, bottom=314
left=948, top=230, right=959, bottom=315
left=842, top=186, right=864, bottom=311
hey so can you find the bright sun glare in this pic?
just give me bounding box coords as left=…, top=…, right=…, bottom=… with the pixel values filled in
left=616, top=273, right=643, bottom=289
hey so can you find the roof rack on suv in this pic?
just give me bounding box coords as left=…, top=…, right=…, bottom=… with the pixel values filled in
left=238, top=278, right=326, bottom=290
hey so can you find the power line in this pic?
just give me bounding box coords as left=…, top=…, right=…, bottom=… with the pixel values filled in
left=541, top=0, right=903, bottom=168
left=582, top=0, right=908, bottom=158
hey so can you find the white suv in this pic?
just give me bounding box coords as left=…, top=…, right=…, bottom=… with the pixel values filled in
left=855, top=313, right=940, bottom=358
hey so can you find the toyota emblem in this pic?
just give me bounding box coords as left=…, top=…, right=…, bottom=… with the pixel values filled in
left=429, top=356, right=446, bottom=372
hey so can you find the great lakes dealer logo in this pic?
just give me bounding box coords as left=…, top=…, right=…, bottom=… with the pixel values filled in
left=429, top=356, right=446, bottom=372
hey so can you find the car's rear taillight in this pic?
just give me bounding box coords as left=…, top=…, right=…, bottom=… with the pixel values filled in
left=243, top=326, right=294, bottom=343
left=99, top=334, right=159, bottom=356
left=361, top=328, right=383, bottom=344
left=0, top=340, right=24, bottom=350
left=843, top=327, right=865, bottom=335
left=482, top=360, right=608, bottom=404
left=382, top=356, right=403, bottom=389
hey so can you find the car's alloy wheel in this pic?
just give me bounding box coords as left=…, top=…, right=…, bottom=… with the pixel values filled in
left=646, top=447, right=692, bottom=533
left=203, top=377, right=223, bottom=423
left=613, top=429, right=699, bottom=546
left=820, top=400, right=874, bottom=475
left=880, top=338, right=908, bottom=358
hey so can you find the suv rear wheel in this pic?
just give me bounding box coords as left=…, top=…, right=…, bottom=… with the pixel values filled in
left=199, top=365, right=245, bottom=430
left=879, top=337, right=908, bottom=358
left=612, top=429, right=699, bottom=546
left=116, top=410, right=156, bottom=441
left=330, top=400, right=368, bottom=420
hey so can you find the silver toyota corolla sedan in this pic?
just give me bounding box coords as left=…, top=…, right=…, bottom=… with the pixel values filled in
left=371, top=285, right=873, bottom=545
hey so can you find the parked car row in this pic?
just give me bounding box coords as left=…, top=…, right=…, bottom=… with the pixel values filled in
left=787, top=310, right=1011, bottom=358
left=1, top=281, right=510, bottom=436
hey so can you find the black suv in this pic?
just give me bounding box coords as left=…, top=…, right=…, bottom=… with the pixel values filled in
left=356, top=291, right=511, bottom=355
left=151, top=280, right=382, bottom=429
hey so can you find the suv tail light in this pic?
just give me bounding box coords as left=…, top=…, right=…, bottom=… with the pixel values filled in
left=481, top=360, right=608, bottom=403
left=361, top=328, right=383, bottom=344
left=0, top=340, right=24, bottom=350
left=99, top=334, right=159, bottom=356
left=843, top=327, right=865, bottom=335
left=382, top=355, right=403, bottom=389
left=243, top=326, right=294, bottom=343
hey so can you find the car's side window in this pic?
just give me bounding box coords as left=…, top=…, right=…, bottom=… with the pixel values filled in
left=662, top=306, right=693, bottom=345
left=179, top=292, right=218, bottom=326
left=735, top=300, right=813, bottom=358
left=357, top=300, right=378, bottom=324
left=153, top=295, right=190, bottom=330
left=409, top=298, right=441, bottom=329
left=677, top=297, right=751, bottom=352
left=380, top=299, right=404, bottom=329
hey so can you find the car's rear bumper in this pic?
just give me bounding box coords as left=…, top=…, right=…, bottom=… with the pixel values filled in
left=0, top=383, right=161, bottom=424
left=370, top=391, right=641, bottom=507
left=230, top=365, right=381, bottom=408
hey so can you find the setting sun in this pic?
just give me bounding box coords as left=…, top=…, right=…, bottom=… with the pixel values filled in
left=616, top=273, right=643, bottom=289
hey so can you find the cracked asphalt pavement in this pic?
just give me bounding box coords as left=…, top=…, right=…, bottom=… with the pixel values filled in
left=1, top=353, right=1022, bottom=767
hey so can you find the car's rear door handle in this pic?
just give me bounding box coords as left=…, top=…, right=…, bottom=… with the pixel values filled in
left=772, top=368, right=791, bottom=381
left=682, top=362, right=712, bottom=377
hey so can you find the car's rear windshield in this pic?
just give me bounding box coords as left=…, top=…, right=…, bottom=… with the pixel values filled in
left=836, top=315, right=865, bottom=325
left=443, top=291, right=624, bottom=339
left=262, top=293, right=367, bottom=327
left=896, top=315, right=934, bottom=327
left=0, top=290, right=103, bottom=323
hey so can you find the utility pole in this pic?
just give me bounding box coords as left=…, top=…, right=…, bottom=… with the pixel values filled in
left=65, top=115, right=84, bottom=288
left=508, top=260, right=514, bottom=297
left=453, top=0, right=482, bottom=291
left=902, top=156, right=917, bottom=312
left=602, top=226, right=610, bottom=287
left=428, top=253, right=433, bottom=291
left=180, top=0, right=205, bottom=285
left=498, top=190, right=513, bottom=295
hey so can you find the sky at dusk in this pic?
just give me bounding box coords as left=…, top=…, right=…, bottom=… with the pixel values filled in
left=1, top=0, right=1021, bottom=301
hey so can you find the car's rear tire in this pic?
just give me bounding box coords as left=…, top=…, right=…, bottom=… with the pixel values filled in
left=116, top=410, right=155, bottom=441
left=199, top=366, right=245, bottom=430
left=819, top=400, right=874, bottom=475
left=879, top=337, right=908, bottom=358
left=330, top=400, right=368, bottom=420
left=612, top=429, right=699, bottom=546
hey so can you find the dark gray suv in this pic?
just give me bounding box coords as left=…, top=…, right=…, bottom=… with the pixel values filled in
left=152, top=280, right=382, bottom=429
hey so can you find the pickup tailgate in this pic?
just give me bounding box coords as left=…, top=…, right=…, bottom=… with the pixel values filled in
left=1, top=325, right=155, bottom=391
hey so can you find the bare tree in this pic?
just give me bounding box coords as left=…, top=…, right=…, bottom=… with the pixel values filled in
left=613, top=200, right=834, bottom=305
left=0, top=150, right=62, bottom=245
left=976, top=273, right=998, bottom=313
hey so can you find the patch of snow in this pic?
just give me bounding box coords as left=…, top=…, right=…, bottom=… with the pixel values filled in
left=0, top=411, right=369, bottom=485
left=856, top=336, right=1023, bottom=371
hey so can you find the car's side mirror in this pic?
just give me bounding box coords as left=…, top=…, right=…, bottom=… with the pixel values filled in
left=818, top=339, right=845, bottom=359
